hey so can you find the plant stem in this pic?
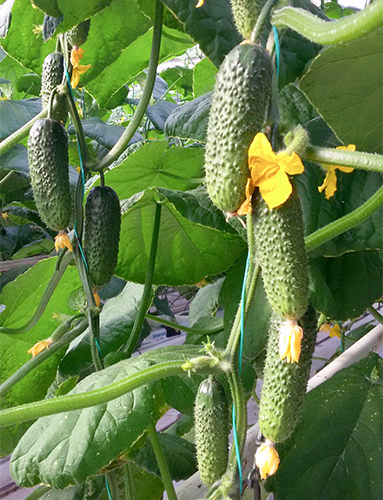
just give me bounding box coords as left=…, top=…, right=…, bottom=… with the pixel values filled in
left=124, top=203, right=162, bottom=356
left=250, top=0, right=280, bottom=43
left=304, top=146, right=383, bottom=173
left=148, top=421, right=178, bottom=500
left=0, top=360, right=187, bottom=426
left=95, top=0, right=163, bottom=171
left=123, top=463, right=137, bottom=500
left=0, top=251, right=74, bottom=335
left=106, top=471, right=121, bottom=500
left=0, top=316, right=87, bottom=398
left=24, top=486, right=50, bottom=500
left=367, top=306, right=383, bottom=325
left=305, top=184, right=383, bottom=252
left=272, top=0, right=383, bottom=45
left=145, top=313, right=224, bottom=336
left=0, top=109, right=47, bottom=157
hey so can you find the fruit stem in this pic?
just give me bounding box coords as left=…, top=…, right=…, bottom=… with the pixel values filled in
left=124, top=203, right=162, bottom=356
left=272, top=0, right=383, bottom=45
left=95, top=0, right=164, bottom=171
left=148, top=420, right=178, bottom=500
left=250, top=0, right=280, bottom=44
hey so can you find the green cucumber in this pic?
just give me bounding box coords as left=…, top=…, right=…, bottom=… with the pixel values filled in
left=258, top=307, right=317, bottom=443
left=28, top=118, right=72, bottom=232
left=83, top=186, right=121, bottom=290
left=67, top=19, right=91, bottom=46
left=41, top=52, right=69, bottom=124
left=194, top=377, right=230, bottom=486
left=230, top=0, right=267, bottom=39
left=204, top=42, right=273, bottom=213
left=251, top=187, right=309, bottom=320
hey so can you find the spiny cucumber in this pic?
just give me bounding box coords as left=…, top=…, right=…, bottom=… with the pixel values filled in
left=28, top=118, right=72, bottom=232
left=204, top=42, right=273, bottom=214
left=194, top=377, right=230, bottom=487
left=41, top=52, right=68, bottom=124
left=67, top=19, right=91, bottom=47
left=230, top=0, right=268, bottom=39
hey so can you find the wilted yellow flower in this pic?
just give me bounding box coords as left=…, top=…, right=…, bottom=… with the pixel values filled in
left=318, top=144, right=355, bottom=199
left=279, top=319, right=303, bottom=363
left=55, top=232, right=73, bottom=253
left=93, top=291, right=101, bottom=307
left=255, top=441, right=280, bottom=480
left=28, top=338, right=53, bottom=357
left=70, top=47, right=91, bottom=88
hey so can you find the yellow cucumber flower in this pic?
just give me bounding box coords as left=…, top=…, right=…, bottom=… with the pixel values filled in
left=319, top=322, right=342, bottom=339
left=279, top=319, right=303, bottom=363
left=237, top=133, right=304, bottom=214
left=196, top=0, right=205, bottom=6
left=318, top=144, right=355, bottom=199
left=55, top=231, right=73, bottom=253
left=255, top=441, right=280, bottom=480
left=70, top=47, right=91, bottom=88
left=28, top=338, right=53, bottom=357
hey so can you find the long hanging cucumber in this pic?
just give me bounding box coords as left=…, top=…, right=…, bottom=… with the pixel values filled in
left=28, top=118, right=72, bottom=232
left=41, top=52, right=68, bottom=124
left=194, top=377, right=230, bottom=487
left=83, top=186, right=121, bottom=290
left=204, top=42, right=273, bottom=214
left=258, top=307, right=317, bottom=443
left=251, top=187, right=309, bottom=321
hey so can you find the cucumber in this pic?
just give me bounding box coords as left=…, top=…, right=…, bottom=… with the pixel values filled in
left=28, top=118, right=72, bottom=232
left=67, top=19, right=91, bottom=46
left=204, top=42, right=273, bottom=213
left=194, top=377, right=230, bottom=486
left=83, top=186, right=121, bottom=290
left=251, top=187, right=309, bottom=320
left=41, top=52, right=68, bottom=124
left=230, top=0, right=267, bottom=39
left=258, top=307, right=317, bottom=443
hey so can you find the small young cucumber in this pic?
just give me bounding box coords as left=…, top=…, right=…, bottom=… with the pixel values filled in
left=194, top=377, right=230, bottom=487
left=251, top=187, right=309, bottom=321
left=41, top=52, right=68, bottom=124
left=205, top=42, right=273, bottom=213
left=28, top=118, right=72, bottom=232
left=258, top=307, right=317, bottom=443
left=230, top=0, right=267, bottom=39
left=67, top=19, right=91, bottom=46
left=83, top=186, right=121, bottom=290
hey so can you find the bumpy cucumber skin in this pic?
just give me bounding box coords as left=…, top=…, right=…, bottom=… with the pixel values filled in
left=251, top=188, right=309, bottom=320
left=230, top=0, right=267, bottom=39
left=194, top=377, right=230, bottom=487
left=258, top=307, right=317, bottom=443
left=28, top=118, right=72, bottom=232
left=41, top=53, right=68, bottom=124
left=84, top=186, right=121, bottom=290
left=67, top=19, right=91, bottom=46
left=205, top=43, right=273, bottom=213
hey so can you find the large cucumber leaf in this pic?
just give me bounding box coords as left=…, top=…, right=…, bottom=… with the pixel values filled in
left=266, top=354, right=383, bottom=500
left=0, top=98, right=41, bottom=140
left=116, top=187, right=246, bottom=285
left=300, top=27, right=383, bottom=154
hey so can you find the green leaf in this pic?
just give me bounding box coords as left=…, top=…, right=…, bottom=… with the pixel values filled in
left=116, top=187, right=246, bottom=285
left=59, top=281, right=146, bottom=378
left=164, top=91, right=212, bottom=143
left=297, top=164, right=383, bottom=258
left=309, top=251, right=383, bottom=320
left=39, top=484, right=88, bottom=500
left=160, top=65, right=193, bottom=93
left=146, top=101, right=178, bottom=131
left=0, top=54, right=36, bottom=100
left=0, top=98, right=41, bottom=140
left=300, top=28, right=383, bottom=154
left=161, top=0, right=241, bottom=66
left=85, top=23, right=193, bottom=107
left=0, top=168, right=29, bottom=203
left=32, top=0, right=61, bottom=18
left=188, top=278, right=224, bottom=328
left=193, top=57, right=217, bottom=98
left=11, top=239, right=54, bottom=259
left=267, top=354, right=383, bottom=500
left=57, top=0, right=113, bottom=29
left=97, top=141, right=204, bottom=200
left=134, top=432, right=197, bottom=481
left=0, top=0, right=15, bottom=39
left=278, top=83, right=317, bottom=132
left=10, top=357, right=158, bottom=488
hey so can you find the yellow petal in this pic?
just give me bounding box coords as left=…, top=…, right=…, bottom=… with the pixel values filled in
left=318, top=168, right=337, bottom=200
left=70, top=47, right=85, bottom=67
left=319, top=323, right=331, bottom=334
left=277, top=151, right=305, bottom=176
left=249, top=133, right=276, bottom=164
left=55, top=232, right=73, bottom=253
left=255, top=442, right=280, bottom=480
left=196, top=0, right=205, bottom=6
left=279, top=319, right=303, bottom=363
left=337, top=165, right=354, bottom=173
left=259, top=169, right=293, bottom=209
left=329, top=323, right=342, bottom=339
left=236, top=178, right=255, bottom=215
left=28, top=338, right=53, bottom=357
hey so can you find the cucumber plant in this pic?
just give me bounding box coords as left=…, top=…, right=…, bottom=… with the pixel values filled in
left=0, top=0, right=382, bottom=499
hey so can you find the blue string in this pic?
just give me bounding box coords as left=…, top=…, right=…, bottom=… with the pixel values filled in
left=105, top=476, right=113, bottom=500
left=95, top=338, right=103, bottom=357
left=232, top=405, right=242, bottom=491
left=272, top=25, right=280, bottom=80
